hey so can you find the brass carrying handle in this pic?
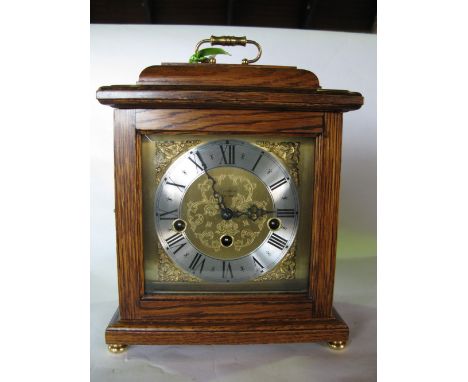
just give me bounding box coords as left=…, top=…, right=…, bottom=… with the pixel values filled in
left=195, top=35, right=262, bottom=65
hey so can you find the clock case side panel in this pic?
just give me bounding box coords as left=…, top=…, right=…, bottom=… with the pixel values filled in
left=113, top=109, right=144, bottom=320
left=310, top=113, right=343, bottom=317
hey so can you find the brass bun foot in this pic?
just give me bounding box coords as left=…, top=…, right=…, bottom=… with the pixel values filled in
left=108, top=344, right=128, bottom=354
left=328, top=340, right=347, bottom=350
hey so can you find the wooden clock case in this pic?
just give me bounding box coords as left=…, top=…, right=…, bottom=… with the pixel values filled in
left=96, top=63, right=363, bottom=349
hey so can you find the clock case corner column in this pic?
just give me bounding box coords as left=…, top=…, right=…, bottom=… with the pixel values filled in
left=113, top=108, right=143, bottom=320
left=309, top=112, right=344, bottom=317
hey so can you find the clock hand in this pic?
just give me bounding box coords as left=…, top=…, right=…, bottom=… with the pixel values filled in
left=232, top=210, right=249, bottom=218
left=204, top=171, right=273, bottom=222
left=233, top=204, right=276, bottom=221
left=204, top=169, right=228, bottom=212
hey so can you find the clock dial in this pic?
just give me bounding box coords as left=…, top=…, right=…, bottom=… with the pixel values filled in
left=154, top=139, right=299, bottom=282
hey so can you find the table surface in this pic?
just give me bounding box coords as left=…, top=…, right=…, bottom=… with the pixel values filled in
left=91, top=256, right=376, bottom=382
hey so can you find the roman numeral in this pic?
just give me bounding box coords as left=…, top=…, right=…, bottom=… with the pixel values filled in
left=220, top=144, right=236, bottom=164
left=157, top=209, right=178, bottom=220
left=267, top=233, right=288, bottom=250
left=277, top=209, right=296, bottom=218
left=188, top=151, right=207, bottom=172
left=251, top=152, right=263, bottom=171
left=222, top=261, right=234, bottom=279
left=165, top=178, right=185, bottom=192
left=269, top=177, right=287, bottom=191
left=171, top=242, right=186, bottom=254
left=253, top=256, right=264, bottom=270
left=188, top=252, right=205, bottom=274
left=166, top=232, right=185, bottom=247
left=166, top=181, right=185, bottom=188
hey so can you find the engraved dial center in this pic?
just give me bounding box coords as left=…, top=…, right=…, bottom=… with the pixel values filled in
left=181, top=166, right=274, bottom=261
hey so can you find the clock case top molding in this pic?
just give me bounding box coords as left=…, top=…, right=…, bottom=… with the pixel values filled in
left=96, top=63, right=363, bottom=345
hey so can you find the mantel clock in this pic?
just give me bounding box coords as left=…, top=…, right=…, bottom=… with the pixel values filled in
left=96, top=36, right=364, bottom=353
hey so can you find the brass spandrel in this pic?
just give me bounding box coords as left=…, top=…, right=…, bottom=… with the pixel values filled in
left=154, top=140, right=201, bottom=186
left=158, top=242, right=200, bottom=282
left=254, top=242, right=297, bottom=281
left=256, top=141, right=300, bottom=186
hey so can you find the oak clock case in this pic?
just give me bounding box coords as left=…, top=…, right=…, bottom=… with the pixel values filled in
left=96, top=36, right=363, bottom=352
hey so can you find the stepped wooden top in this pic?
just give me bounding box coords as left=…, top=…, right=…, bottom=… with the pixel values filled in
left=138, top=63, right=320, bottom=89
left=97, top=63, right=363, bottom=111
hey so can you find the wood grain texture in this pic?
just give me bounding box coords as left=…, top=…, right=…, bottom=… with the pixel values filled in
left=138, top=64, right=320, bottom=89
left=137, top=297, right=313, bottom=322
left=113, top=109, right=144, bottom=320
left=136, top=109, right=324, bottom=135
left=105, top=307, right=349, bottom=345
left=138, top=293, right=314, bottom=321
left=97, top=86, right=363, bottom=112
left=310, top=112, right=343, bottom=317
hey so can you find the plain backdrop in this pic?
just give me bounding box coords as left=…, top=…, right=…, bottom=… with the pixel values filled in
left=91, top=24, right=376, bottom=304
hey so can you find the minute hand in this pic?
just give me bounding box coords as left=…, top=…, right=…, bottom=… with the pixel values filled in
left=205, top=169, right=227, bottom=211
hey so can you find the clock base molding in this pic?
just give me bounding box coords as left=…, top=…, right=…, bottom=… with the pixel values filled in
left=105, top=307, right=349, bottom=347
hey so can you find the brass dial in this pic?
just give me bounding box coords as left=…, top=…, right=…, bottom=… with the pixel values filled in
left=154, top=139, right=299, bottom=282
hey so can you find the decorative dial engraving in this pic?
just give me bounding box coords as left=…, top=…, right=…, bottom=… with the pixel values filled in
left=154, top=139, right=299, bottom=283
left=182, top=167, right=273, bottom=259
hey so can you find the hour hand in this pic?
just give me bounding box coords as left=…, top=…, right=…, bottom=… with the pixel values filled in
left=233, top=205, right=275, bottom=221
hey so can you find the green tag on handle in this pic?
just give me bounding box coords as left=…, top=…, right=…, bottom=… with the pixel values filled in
left=189, top=48, right=231, bottom=63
